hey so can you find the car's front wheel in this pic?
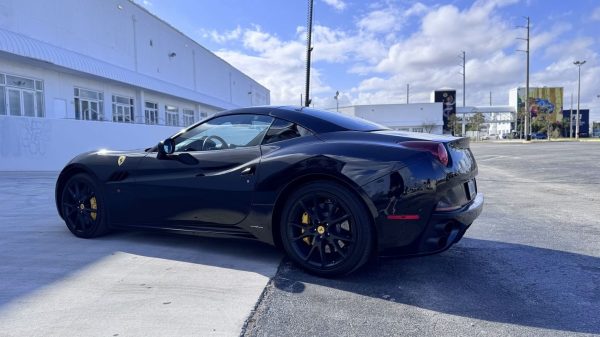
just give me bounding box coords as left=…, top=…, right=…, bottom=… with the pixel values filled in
left=61, top=173, right=109, bottom=238
left=280, top=181, right=373, bottom=277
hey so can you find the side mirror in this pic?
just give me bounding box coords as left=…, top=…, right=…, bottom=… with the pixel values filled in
left=157, top=138, right=175, bottom=158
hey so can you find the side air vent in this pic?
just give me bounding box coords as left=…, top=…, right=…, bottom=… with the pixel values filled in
left=108, top=171, right=129, bottom=182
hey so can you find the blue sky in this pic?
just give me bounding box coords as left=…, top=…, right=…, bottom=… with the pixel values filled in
left=136, top=0, right=600, bottom=121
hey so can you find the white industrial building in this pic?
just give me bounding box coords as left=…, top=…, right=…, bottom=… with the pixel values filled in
left=0, top=0, right=269, bottom=170
left=337, top=103, right=444, bottom=134
left=456, top=106, right=515, bottom=138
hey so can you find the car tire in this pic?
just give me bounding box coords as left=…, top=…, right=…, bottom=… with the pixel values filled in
left=60, top=173, right=109, bottom=238
left=280, top=181, right=373, bottom=277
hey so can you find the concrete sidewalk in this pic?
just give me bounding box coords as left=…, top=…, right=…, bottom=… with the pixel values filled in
left=0, top=172, right=281, bottom=337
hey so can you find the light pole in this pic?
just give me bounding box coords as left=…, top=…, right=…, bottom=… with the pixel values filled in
left=574, top=60, right=586, bottom=139
left=459, top=51, right=466, bottom=136
left=334, top=91, right=339, bottom=112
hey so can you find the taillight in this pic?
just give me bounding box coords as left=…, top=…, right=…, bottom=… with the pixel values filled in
left=401, top=141, right=449, bottom=166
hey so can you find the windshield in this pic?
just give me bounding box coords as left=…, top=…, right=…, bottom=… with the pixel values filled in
left=173, top=114, right=273, bottom=152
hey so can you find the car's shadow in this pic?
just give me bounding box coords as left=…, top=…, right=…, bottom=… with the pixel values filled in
left=0, top=226, right=281, bottom=309
left=271, top=238, right=600, bottom=334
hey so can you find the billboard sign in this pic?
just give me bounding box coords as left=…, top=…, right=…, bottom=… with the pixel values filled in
left=434, top=90, right=456, bottom=134
left=562, top=109, right=589, bottom=138
left=517, top=87, right=563, bottom=123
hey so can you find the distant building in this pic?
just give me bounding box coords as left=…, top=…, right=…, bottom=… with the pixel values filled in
left=0, top=0, right=269, bottom=170
left=509, top=87, right=563, bottom=136
left=456, top=106, right=515, bottom=139
left=337, top=103, right=444, bottom=134
left=430, top=89, right=456, bottom=134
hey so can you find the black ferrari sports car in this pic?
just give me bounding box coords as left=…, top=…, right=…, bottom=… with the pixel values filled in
left=56, top=106, right=483, bottom=276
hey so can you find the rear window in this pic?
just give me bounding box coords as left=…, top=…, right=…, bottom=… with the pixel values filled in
left=302, top=108, right=389, bottom=131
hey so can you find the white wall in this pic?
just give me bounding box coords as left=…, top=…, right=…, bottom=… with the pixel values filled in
left=338, top=103, right=444, bottom=134
left=0, top=116, right=182, bottom=171
left=0, top=0, right=269, bottom=107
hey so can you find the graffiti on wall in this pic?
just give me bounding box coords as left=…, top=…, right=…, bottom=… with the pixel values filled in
left=0, top=117, right=52, bottom=159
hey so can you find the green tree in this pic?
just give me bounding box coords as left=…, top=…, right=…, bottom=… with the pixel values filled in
left=467, top=112, right=485, bottom=132
left=448, top=114, right=462, bottom=136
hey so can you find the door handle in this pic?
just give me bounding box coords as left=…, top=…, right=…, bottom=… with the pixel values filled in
left=241, top=166, right=255, bottom=175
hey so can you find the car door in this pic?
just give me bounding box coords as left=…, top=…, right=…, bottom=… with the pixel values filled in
left=129, top=114, right=273, bottom=228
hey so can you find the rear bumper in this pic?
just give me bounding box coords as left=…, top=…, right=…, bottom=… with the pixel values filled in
left=380, top=193, right=484, bottom=257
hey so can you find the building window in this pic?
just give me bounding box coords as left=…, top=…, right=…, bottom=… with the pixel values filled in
left=145, top=101, right=159, bottom=125
left=0, top=73, right=44, bottom=117
left=112, top=95, right=134, bottom=123
left=74, top=87, right=103, bottom=121
left=182, top=109, right=195, bottom=126
left=165, top=105, right=179, bottom=126
left=0, top=75, right=5, bottom=116
left=199, top=111, right=208, bottom=119
left=412, top=127, right=424, bottom=133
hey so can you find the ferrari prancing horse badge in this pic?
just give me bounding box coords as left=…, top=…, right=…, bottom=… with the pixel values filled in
left=118, top=155, right=126, bottom=166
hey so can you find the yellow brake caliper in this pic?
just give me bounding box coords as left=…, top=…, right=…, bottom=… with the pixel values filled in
left=301, top=212, right=311, bottom=245
left=89, top=196, right=97, bottom=221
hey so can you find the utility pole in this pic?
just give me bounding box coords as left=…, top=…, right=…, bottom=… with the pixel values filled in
left=459, top=51, right=466, bottom=136
left=517, top=17, right=530, bottom=139
left=406, top=84, right=409, bottom=104
left=570, top=93, right=573, bottom=138
left=489, top=91, right=492, bottom=106
left=304, top=0, right=314, bottom=107
left=574, top=60, right=586, bottom=139
left=334, top=91, right=339, bottom=112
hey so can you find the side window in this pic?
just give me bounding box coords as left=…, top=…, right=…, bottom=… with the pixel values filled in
left=262, top=118, right=311, bottom=145
left=174, top=114, right=273, bottom=152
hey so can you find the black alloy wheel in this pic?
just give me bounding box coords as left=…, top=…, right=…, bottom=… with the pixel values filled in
left=281, top=181, right=373, bottom=277
left=61, top=173, right=109, bottom=238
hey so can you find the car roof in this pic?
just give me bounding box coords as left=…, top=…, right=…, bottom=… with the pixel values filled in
left=213, top=106, right=388, bottom=134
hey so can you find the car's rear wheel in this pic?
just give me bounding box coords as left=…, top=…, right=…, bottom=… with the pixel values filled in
left=280, top=181, right=373, bottom=277
left=61, top=173, right=109, bottom=238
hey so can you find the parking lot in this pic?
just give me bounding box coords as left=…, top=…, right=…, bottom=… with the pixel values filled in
left=1, top=142, right=599, bottom=337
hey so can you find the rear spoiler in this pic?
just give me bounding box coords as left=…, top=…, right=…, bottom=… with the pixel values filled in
left=448, top=137, right=470, bottom=149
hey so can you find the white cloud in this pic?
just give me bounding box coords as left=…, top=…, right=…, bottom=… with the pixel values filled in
left=207, top=0, right=600, bottom=122
left=532, top=23, right=571, bottom=55
left=142, top=0, right=152, bottom=7
left=321, top=0, right=347, bottom=11
left=405, top=3, right=428, bottom=17
left=591, top=6, right=600, bottom=21
left=358, top=9, right=398, bottom=33
left=215, top=26, right=331, bottom=105
left=200, top=26, right=242, bottom=44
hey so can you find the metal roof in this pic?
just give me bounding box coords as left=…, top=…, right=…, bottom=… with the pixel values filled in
left=457, top=106, right=516, bottom=114
left=0, top=28, right=238, bottom=110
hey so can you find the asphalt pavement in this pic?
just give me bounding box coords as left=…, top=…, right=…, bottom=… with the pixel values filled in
left=244, top=142, right=600, bottom=337
left=0, top=142, right=598, bottom=337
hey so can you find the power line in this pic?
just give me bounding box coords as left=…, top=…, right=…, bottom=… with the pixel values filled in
left=517, top=16, right=530, bottom=139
